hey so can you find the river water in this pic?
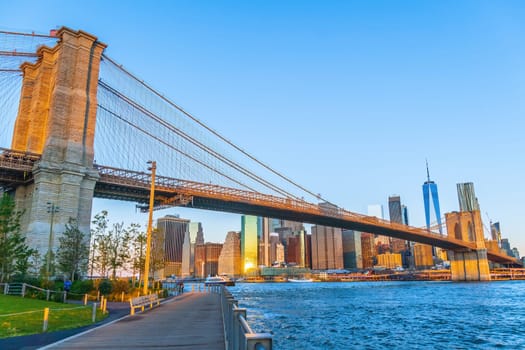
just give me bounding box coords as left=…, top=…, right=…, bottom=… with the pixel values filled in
left=229, top=281, right=525, bottom=349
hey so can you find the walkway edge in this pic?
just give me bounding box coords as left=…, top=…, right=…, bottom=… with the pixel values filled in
left=37, top=297, right=178, bottom=350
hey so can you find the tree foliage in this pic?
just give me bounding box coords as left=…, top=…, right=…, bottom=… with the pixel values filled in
left=0, top=193, right=35, bottom=282
left=56, top=218, right=89, bottom=281
left=90, top=211, right=137, bottom=279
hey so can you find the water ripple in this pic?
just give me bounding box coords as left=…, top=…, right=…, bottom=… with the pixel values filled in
left=230, top=281, right=525, bottom=349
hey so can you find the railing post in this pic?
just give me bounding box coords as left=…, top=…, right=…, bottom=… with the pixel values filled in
left=233, top=308, right=247, bottom=350
left=92, top=303, right=97, bottom=322
left=245, top=334, right=273, bottom=350
left=43, top=307, right=49, bottom=332
left=63, top=291, right=67, bottom=303
left=3, top=283, right=7, bottom=295
left=46, top=289, right=50, bottom=301
left=21, top=283, right=26, bottom=297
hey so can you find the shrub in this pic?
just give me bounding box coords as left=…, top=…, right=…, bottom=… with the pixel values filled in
left=71, top=280, right=94, bottom=294
left=98, top=279, right=112, bottom=296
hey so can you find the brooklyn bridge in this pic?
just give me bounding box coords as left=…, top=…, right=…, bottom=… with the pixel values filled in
left=0, top=27, right=520, bottom=282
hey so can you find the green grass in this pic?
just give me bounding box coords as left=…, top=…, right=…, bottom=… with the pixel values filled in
left=0, top=294, right=108, bottom=338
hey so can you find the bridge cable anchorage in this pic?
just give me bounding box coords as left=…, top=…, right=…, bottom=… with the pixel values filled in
left=97, top=80, right=304, bottom=201
left=100, top=54, right=339, bottom=207
left=96, top=103, right=260, bottom=193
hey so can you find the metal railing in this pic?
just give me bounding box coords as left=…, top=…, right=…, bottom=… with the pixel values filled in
left=214, top=285, right=272, bottom=350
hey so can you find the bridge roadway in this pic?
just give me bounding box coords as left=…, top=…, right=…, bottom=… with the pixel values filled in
left=42, top=292, right=225, bottom=350
left=0, top=148, right=520, bottom=266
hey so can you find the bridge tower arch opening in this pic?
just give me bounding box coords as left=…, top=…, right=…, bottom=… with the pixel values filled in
left=454, top=223, right=461, bottom=241
left=445, top=210, right=490, bottom=281
left=10, top=27, right=106, bottom=258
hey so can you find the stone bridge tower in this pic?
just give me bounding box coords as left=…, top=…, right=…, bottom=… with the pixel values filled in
left=445, top=210, right=490, bottom=281
left=11, top=27, right=106, bottom=256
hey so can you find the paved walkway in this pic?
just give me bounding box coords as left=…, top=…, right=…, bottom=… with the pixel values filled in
left=41, top=292, right=225, bottom=350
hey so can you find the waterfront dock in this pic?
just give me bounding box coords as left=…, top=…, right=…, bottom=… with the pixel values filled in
left=43, top=292, right=225, bottom=349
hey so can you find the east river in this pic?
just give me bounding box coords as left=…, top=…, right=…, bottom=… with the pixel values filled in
left=229, top=281, right=525, bottom=349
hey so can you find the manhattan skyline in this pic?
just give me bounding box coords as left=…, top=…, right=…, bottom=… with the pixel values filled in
left=1, top=1, right=524, bottom=255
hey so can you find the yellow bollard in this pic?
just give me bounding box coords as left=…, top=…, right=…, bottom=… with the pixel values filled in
left=121, top=291, right=124, bottom=302
left=83, top=294, right=88, bottom=305
left=103, top=298, right=107, bottom=313
left=99, top=296, right=104, bottom=310
left=43, top=307, right=49, bottom=332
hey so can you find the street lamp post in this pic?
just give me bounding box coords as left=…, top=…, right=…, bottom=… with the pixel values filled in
left=142, top=161, right=156, bottom=295
left=46, top=202, right=59, bottom=280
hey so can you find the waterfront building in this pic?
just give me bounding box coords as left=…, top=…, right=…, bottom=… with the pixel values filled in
left=511, top=247, right=520, bottom=260
left=361, top=233, right=375, bottom=268
left=157, top=215, right=189, bottom=277
left=342, top=229, right=362, bottom=269
left=181, top=222, right=205, bottom=277
left=241, top=215, right=259, bottom=274
left=311, top=225, right=343, bottom=270
left=376, top=253, right=402, bottom=269
left=414, top=243, right=433, bottom=269
left=195, top=242, right=223, bottom=277
left=457, top=182, right=480, bottom=212
left=218, top=231, right=241, bottom=277
left=286, top=230, right=307, bottom=267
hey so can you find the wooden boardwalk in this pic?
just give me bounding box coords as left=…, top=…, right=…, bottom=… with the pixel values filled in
left=42, top=292, right=225, bottom=350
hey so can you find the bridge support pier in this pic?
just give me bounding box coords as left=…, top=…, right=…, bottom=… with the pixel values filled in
left=11, top=27, right=106, bottom=259
left=448, top=249, right=491, bottom=281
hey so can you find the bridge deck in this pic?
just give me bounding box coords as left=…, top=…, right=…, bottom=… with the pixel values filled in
left=44, top=292, right=225, bottom=350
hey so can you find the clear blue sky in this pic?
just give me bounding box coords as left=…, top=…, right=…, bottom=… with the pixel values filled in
left=2, top=1, right=524, bottom=256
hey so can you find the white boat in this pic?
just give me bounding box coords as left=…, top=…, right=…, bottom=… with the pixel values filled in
left=205, top=275, right=235, bottom=286
left=288, top=278, right=314, bottom=283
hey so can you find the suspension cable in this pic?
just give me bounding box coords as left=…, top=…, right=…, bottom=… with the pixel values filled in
left=97, top=103, right=258, bottom=193
left=98, top=81, right=300, bottom=200
left=101, top=54, right=337, bottom=206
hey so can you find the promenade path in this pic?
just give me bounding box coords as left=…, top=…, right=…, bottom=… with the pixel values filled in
left=41, top=292, right=225, bottom=350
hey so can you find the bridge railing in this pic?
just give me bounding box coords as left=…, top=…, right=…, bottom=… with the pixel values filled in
left=214, top=285, right=272, bottom=350
left=0, top=147, right=40, bottom=171
left=95, top=164, right=462, bottom=243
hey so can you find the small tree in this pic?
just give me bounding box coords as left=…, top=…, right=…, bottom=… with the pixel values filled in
left=106, top=222, right=131, bottom=280
left=91, top=211, right=109, bottom=277
left=130, top=224, right=145, bottom=285
left=0, top=193, right=35, bottom=282
left=57, top=218, right=89, bottom=281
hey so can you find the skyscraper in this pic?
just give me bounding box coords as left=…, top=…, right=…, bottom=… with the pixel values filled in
left=241, top=215, right=259, bottom=274
left=388, top=196, right=403, bottom=224
left=422, top=162, right=442, bottom=233
left=182, top=222, right=205, bottom=277
left=157, top=215, right=189, bottom=277
left=194, top=242, right=223, bottom=277
left=311, top=225, right=343, bottom=270
left=368, top=204, right=389, bottom=247
left=389, top=196, right=407, bottom=253
left=218, top=231, right=241, bottom=277
left=258, top=218, right=271, bottom=267
left=457, top=182, right=480, bottom=212
left=342, top=229, right=362, bottom=269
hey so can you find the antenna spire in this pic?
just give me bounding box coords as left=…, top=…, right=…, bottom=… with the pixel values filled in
left=426, top=159, right=430, bottom=182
